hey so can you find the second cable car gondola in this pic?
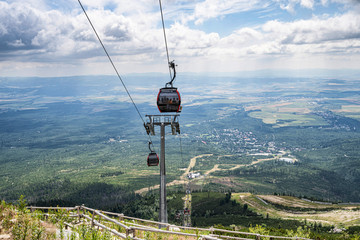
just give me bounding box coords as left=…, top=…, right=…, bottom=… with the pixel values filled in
left=157, top=60, right=182, bottom=113
left=147, top=152, right=159, bottom=166
left=147, top=142, right=159, bottom=167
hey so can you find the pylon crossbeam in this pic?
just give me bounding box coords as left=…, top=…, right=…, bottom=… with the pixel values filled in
left=145, top=114, right=180, bottom=131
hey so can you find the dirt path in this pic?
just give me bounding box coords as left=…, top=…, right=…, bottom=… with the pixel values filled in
left=135, top=154, right=278, bottom=194
left=135, top=154, right=213, bottom=194
left=182, top=154, right=213, bottom=180
left=250, top=157, right=277, bottom=165
left=229, top=164, right=245, bottom=170
left=204, top=156, right=278, bottom=176
left=205, top=164, right=220, bottom=175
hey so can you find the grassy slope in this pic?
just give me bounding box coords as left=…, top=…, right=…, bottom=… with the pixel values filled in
left=233, top=193, right=360, bottom=227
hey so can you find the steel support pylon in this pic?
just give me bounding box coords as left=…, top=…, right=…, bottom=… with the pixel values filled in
left=159, top=122, right=167, bottom=225
left=144, top=114, right=180, bottom=228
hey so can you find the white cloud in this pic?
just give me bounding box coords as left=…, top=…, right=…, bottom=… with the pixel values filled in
left=321, top=0, right=328, bottom=6
left=0, top=2, right=43, bottom=50
left=301, top=0, right=315, bottom=8
left=7, top=39, right=25, bottom=47
left=2, top=0, right=48, bottom=10
left=191, top=0, right=267, bottom=25
left=276, top=0, right=318, bottom=12
left=277, top=0, right=360, bottom=12
left=190, top=9, right=360, bottom=73
left=277, top=0, right=299, bottom=12
left=221, top=28, right=263, bottom=46
left=277, top=0, right=315, bottom=12
left=167, top=23, right=220, bottom=56
left=0, top=1, right=160, bottom=60
left=0, top=1, right=222, bottom=63
left=262, top=12, right=360, bottom=45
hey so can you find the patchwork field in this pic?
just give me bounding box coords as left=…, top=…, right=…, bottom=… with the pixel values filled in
left=333, top=104, right=360, bottom=120
left=246, top=100, right=328, bottom=127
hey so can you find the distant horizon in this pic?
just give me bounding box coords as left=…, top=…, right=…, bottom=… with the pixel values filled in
left=2, top=68, right=360, bottom=80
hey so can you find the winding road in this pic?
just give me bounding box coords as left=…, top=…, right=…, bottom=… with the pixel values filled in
left=135, top=154, right=279, bottom=194
left=135, top=154, right=213, bottom=194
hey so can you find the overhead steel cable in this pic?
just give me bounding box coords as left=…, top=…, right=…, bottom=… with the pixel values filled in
left=77, top=0, right=155, bottom=149
left=158, top=0, right=173, bottom=82
left=179, top=120, right=184, bottom=163
left=78, top=0, right=142, bottom=123
left=158, top=0, right=185, bottom=170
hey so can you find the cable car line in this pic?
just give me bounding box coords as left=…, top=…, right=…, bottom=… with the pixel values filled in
left=77, top=0, right=156, bottom=150
left=158, top=0, right=185, bottom=168
left=179, top=124, right=184, bottom=164
left=158, top=0, right=172, bottom=82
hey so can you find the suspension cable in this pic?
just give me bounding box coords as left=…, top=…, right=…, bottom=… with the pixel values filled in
left=159, top=0, right=183, bottom=164
left=77, top=0, right=155, bottom=149
left=179, top=131, right=184, bottom=163
left=158, top=0, right=173, bottom=82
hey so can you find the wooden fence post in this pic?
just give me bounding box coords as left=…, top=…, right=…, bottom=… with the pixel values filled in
left=126, top=228, right=135, bottom=238
left=98, top=212, right=102, bottom=230
left=91, top=210, right=95, bottom=228
left=77, top=206, right=81, bottom=223
left=256, top=234, right=261, bottom=240
left=79, top=206, right=81, bottom=222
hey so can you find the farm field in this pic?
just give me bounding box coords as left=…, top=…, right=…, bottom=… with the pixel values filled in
left=247, top=100, right=328, bottom=127
left=333, top=104, right=360, bottom=120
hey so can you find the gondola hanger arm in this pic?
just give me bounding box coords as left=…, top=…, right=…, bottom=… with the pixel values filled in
left=166, top=60, right=177, bottom=88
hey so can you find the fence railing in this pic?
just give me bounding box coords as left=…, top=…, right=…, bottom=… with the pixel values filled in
left=28, top=205, right=313, bottom=240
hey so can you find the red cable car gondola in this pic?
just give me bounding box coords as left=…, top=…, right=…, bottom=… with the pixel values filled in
left=157, top=61, right=182, bottom=113
left=157, top=87, right=181, bottom=113
left=147, top=152, right=159, bottom=166
left=147, top=141, right=159, bottom=166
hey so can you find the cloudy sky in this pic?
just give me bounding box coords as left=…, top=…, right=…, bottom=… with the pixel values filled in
left=0, top=0, right=360, bottom=77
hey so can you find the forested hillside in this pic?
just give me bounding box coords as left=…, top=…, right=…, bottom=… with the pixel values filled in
left=1, top=76, right=360, bottom=207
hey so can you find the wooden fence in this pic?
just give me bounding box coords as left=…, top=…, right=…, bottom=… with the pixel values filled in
left=28, top=205, right=313, bottom=240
